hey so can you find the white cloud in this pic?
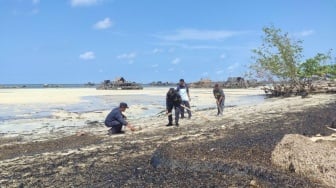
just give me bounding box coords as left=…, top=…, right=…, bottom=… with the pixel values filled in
left=79, top=51, right=95, bottom=60
left=31, top=8, right=39, bottom=14
left=158, top=29, right=243, bottom=41
left=117, top=52, right=136, bottom=59
left=93, top=17, right=113, bottom=30
left=227, top=62, right=239, bottom=71
left=216, top=69, right=224, bottom=75
left=160, top=41, right=221, bottom=50
left=171, top=58, right=180, bottom=64
left=297, top=30, right=314, bottom=37
left=152, top=48, right=163, bottom=54
left=220, top=53, right=227, bottom=59
left=151, top=64, right=159, bottom=68
left=70, top=0, right=101, bottom=7
left=32, top=0, right=40, bottom=4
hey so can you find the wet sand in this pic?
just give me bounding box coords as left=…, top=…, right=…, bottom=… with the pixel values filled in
left=0, top=87, right=264, bottom=141
left=0, top=88, right=335, bottom=187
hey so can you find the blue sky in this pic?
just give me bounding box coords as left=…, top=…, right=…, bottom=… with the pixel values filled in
left=1, top=0, right=335, bottom=84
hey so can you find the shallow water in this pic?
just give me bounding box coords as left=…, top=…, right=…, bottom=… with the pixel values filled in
left=0, top=88, right=265, bottom=135
left=0, top=93, right=265, bottom=121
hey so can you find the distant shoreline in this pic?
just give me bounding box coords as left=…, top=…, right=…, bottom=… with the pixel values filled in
left=0, top=83, right=178, bottom=89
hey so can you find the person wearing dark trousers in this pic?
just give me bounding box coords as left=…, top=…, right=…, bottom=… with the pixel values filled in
left=176, top=79, right=191, bottom=119
left=213, top=84, right=225, bottom=116
left=166, top=88, right=182, bottom=126
left=105, top=102, right=136, bottom=134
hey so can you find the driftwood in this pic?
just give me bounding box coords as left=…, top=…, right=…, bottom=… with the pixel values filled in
left=262, top=80, right=336, bottom=98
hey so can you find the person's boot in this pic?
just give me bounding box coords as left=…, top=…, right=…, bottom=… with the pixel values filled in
left=107, top=129, right=113, bottom=135
left=166, top=122, right=173, bottom=126
left=108, top=127, right=125, bottom=135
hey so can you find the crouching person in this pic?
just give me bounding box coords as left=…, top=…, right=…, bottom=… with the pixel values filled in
left=105, top=102, right=136, bottom=135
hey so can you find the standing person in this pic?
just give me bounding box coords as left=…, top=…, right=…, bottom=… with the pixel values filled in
left=176, top=79, right=192, bottom=119
left=213, top=84, right=225, bottom=116
left=105, top=102, right=136, bottom=135
left=166, top=88, right=182, bottom=126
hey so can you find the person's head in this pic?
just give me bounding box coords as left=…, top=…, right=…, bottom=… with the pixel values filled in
left=214, top=84, right=219, bottom=88
left=119, top=102, right=129, bottom=111
left=179, top=79, right=185, bottom=86
left=168, top=88, right=175, bottom=94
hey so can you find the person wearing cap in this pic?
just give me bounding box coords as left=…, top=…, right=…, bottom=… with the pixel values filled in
left=213, top=84, right=225, bottom=116
left=176, top=79, right=192, bottom=119
left=166, top=88, right=182, bottom=126
left=104, top=102, right=136, bottom=134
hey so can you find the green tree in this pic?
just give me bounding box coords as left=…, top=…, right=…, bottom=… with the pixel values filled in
left=298, top=52, right=332, bottom=78
left=321, top=64, right=336, bottom=78
left=250, top=25, right=303, bottom=84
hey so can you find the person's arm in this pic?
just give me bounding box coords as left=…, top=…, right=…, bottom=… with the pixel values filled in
left=116, top=112, right=128, bottom=125
left=166, top=93, right=169, bottom=110
left=213, top=89, right=220, bottom=102
left=118, top=112, right=136, bottom=131
left=219, top=89, right=225, bottom=101
left=186, top=86, right=191, bottom=101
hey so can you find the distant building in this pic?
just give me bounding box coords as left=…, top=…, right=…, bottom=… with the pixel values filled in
left=225, top=77, right=248, bottom=88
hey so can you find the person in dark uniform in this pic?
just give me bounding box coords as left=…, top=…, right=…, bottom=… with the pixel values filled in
left=166, top=88, right=182, bottom=126
left=105, top=102, right=136, bottom=134
left=213, top=84, right=225, bottom=116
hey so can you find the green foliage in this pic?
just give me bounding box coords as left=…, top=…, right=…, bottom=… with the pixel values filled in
left=250, top=25, right=303, bottom=84
left=298, top=52, right=333, bottom=78
left=250, top=25, right=335, bottom=83
left=321, top=64, right=336, bottom=78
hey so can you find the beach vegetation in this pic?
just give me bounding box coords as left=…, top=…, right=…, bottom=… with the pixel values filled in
left=249, top=25, right=335, bottom=83
left=248, top=25, right=336, bottom=97
left=298, top=52, right=334, bottom=79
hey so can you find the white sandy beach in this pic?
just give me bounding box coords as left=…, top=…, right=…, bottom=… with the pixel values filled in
left=0, top=87, right=262, bottom=140
left=0, top=87, right=335, bottom=142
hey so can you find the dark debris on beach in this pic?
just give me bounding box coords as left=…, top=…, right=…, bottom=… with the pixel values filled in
left=0, top=101, right=336, bottom=187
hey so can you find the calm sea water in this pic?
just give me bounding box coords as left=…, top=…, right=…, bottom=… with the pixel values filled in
left=0, top=94, right=265, bottom=122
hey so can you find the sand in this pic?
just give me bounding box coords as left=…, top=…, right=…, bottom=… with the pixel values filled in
left=0, top=88, right=335, bottom=187
left=0, top=87, right=264, bottom=141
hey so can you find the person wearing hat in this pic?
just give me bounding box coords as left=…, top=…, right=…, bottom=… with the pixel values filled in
left=213, top=84, right=225, bottom=116
left=176, top=79, right=192, bottom=119
left=104, top=102, right=136, bottom=134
